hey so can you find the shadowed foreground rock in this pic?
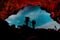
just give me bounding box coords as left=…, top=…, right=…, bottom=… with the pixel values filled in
left=0, top=17, right=60, bottom=40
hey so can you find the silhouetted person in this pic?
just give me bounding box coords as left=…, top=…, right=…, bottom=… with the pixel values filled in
left=54, top=26, right=57, bottom=30
left=25, top=17, right=30, bottom=26
left=32, top=20, right=36, bottom=30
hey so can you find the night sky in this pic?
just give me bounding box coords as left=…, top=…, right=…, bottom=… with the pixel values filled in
left=5, top=5, right=60, bottom=29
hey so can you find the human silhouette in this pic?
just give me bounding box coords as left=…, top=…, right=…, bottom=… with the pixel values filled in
left=54, top=26, right=57, bottom=30
left=25, top=17, right=30, bottom=26
left=31, top=20, right=36, bottom=30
